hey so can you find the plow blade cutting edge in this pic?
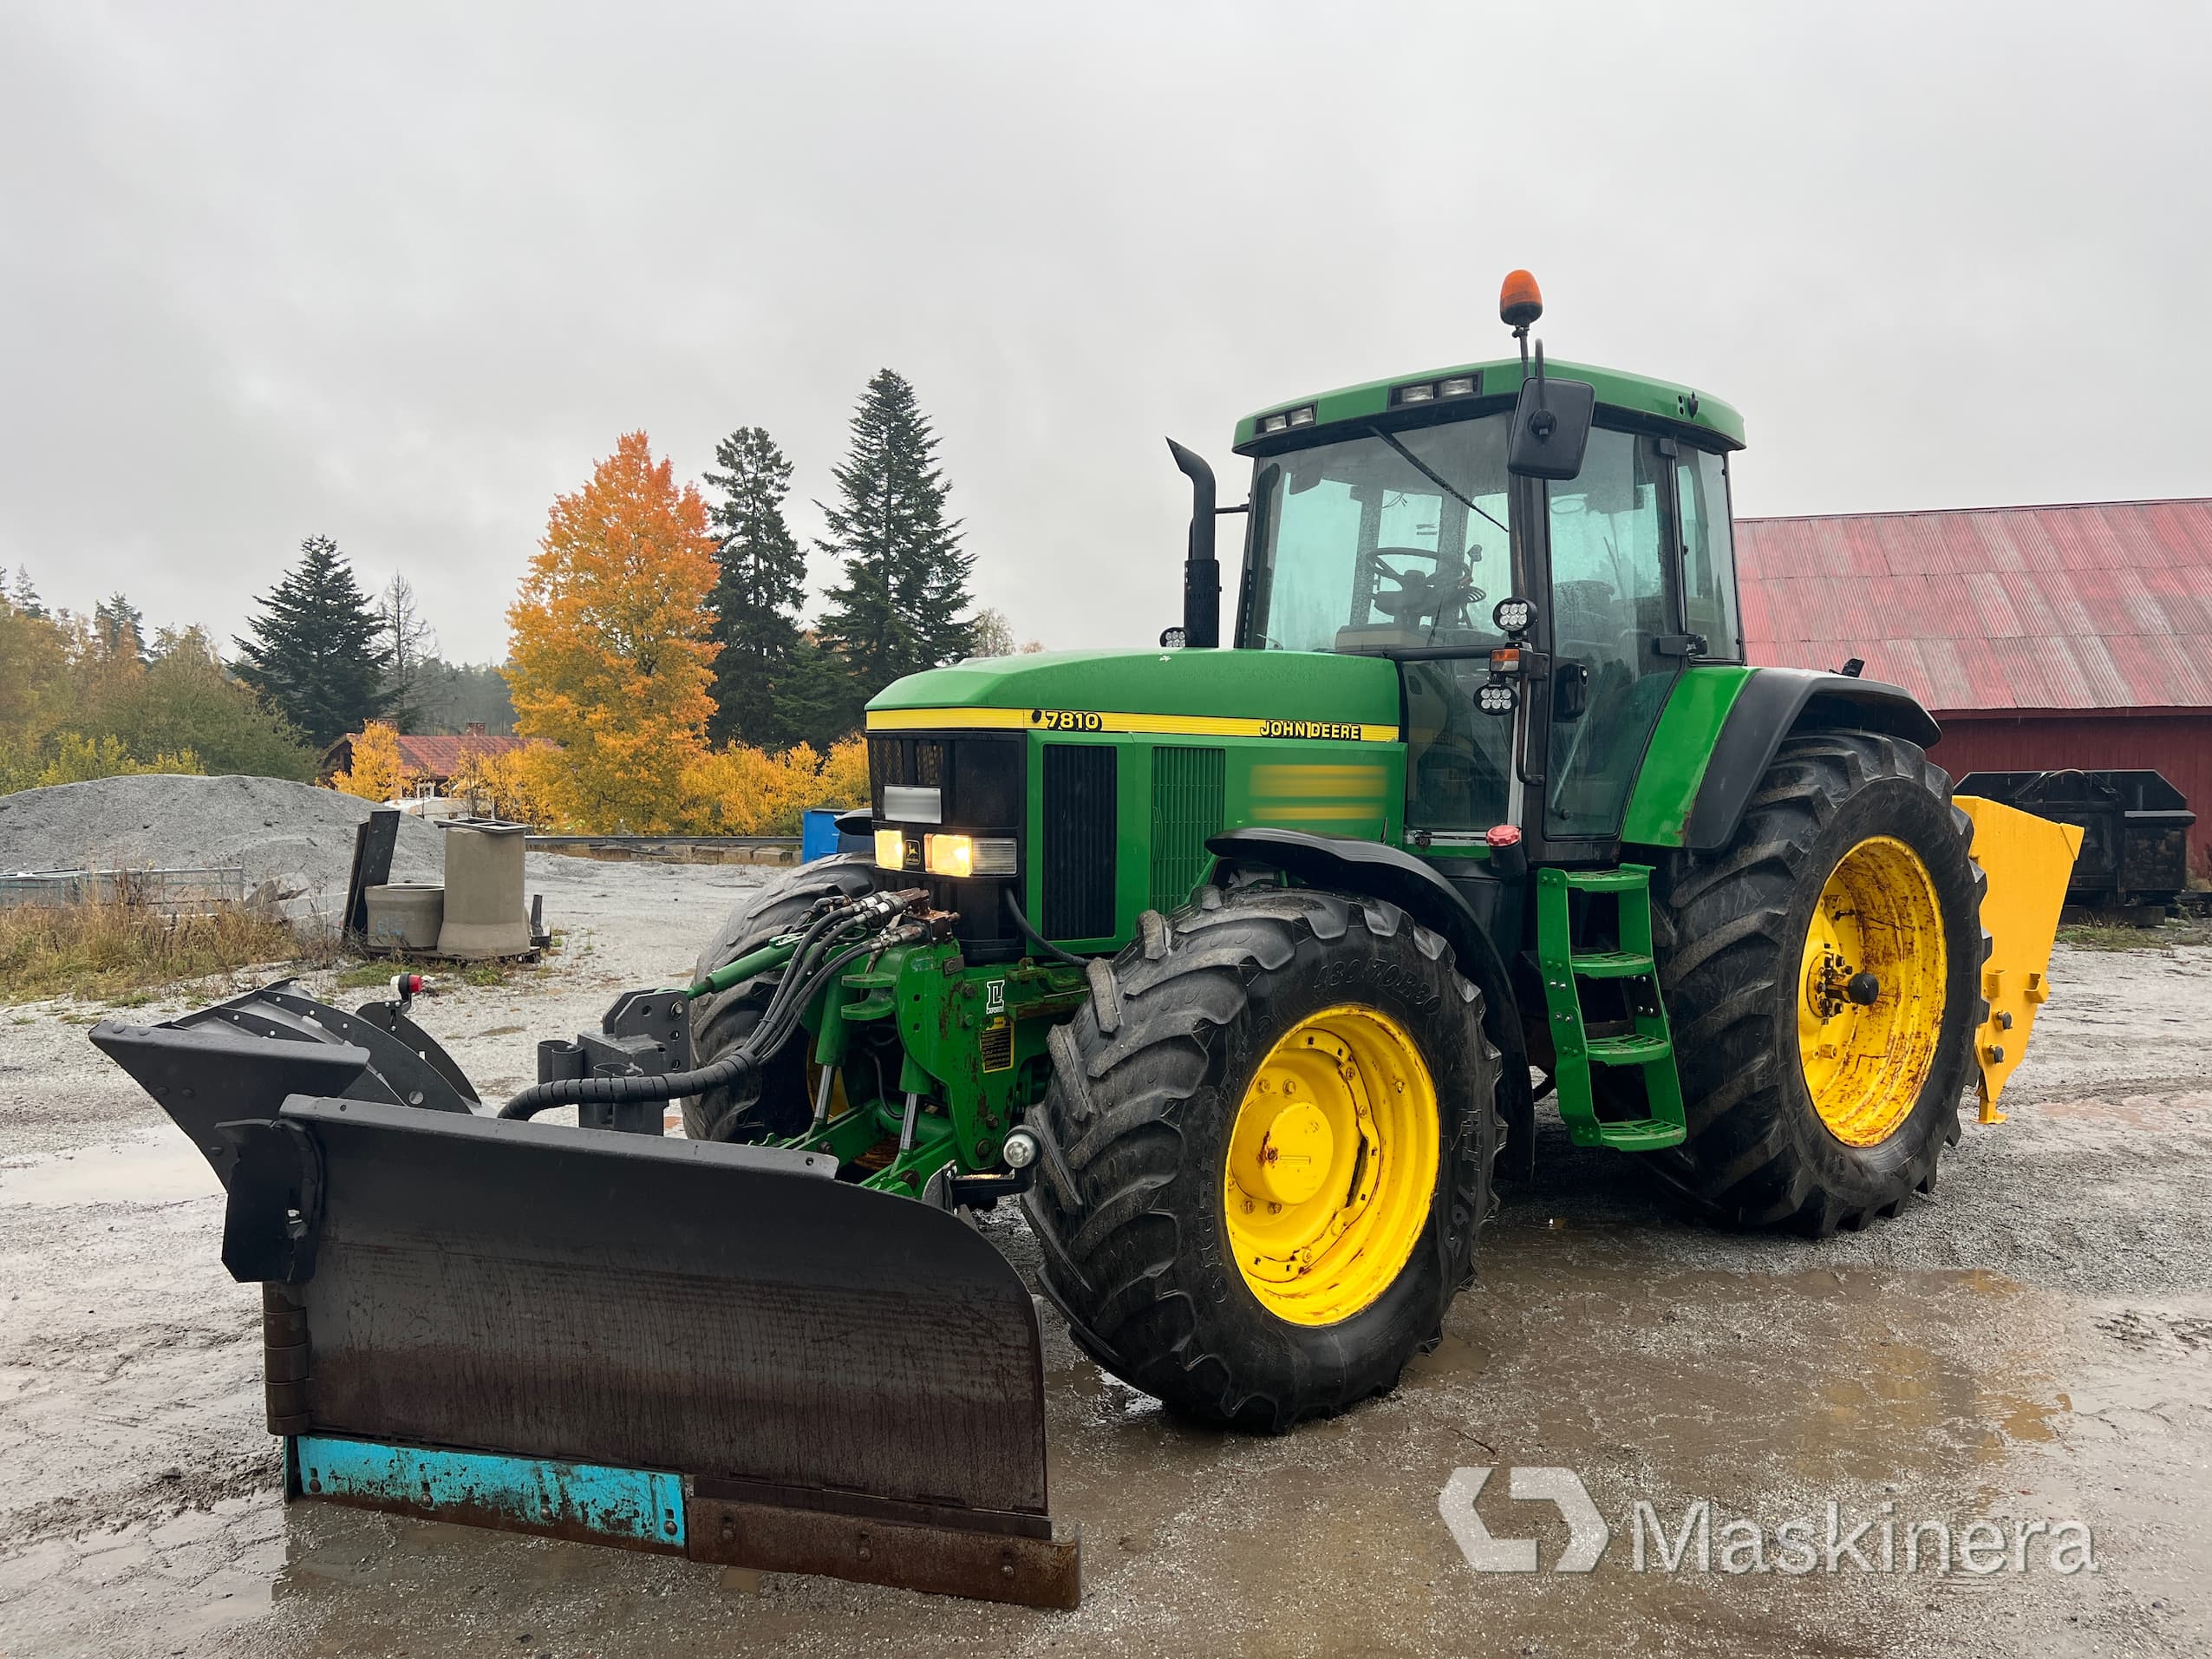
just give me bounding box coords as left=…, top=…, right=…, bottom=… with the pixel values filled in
left=89, top=996, right=1080, bottom=1609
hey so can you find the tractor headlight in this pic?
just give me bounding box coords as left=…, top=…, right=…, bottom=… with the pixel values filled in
left=924, top=834, right=1017, bottom=878
left=1492, top=595, right=1537, bottom=635
left=875, top=828, right=909, bottom=870
left=1477, top=681, right=1518, bottom=716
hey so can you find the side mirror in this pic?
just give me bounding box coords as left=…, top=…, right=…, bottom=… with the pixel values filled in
left=1506, top=360, right=1595, bottom=481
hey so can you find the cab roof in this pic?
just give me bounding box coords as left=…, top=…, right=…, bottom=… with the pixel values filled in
left=1233, top=356, right=1745, bottom=454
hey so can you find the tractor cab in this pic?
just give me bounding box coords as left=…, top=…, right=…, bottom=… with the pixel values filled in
left=1226, top=274, right=1745, bottom=861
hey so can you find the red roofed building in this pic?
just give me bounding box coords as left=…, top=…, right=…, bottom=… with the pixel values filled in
left=1737, top=498, right=2212, bottom=876
left=320, top=722, right=530, bottom=791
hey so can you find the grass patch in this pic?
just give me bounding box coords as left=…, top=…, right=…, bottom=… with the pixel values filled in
left=335, top=963, right=401, bottom=990
left=2058, top=920, right=2212, bottom=951
left=0, top=898, right=329, bottom=1003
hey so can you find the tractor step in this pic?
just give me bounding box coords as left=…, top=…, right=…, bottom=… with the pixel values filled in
left=1550, top=868, right=1648, bottom=893
left=1585, top=1031, right=1672, bottom=1065
left=1566, top=950, right=1656, bottom=980
left=1582, top=1118, right=1688, bottom=1153
left=1535, top=866, right=1687, bottom=1153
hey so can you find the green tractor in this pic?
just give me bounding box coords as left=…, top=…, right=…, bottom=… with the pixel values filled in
left=93, top=271, right=2079, bottom=1608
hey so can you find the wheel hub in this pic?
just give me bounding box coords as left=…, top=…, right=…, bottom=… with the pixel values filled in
left=1235, top=1098, right=1334, bottom=1206
left=1796, top=835, right=1948, bottom=1147
left=1221, top=1005, right=1441, bottom=1327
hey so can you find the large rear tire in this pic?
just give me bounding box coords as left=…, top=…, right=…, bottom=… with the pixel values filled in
left=1642, top=729, right=1987, bottom=1233
left=1021, top=884, right=1500, bottom=1432
left=683, top=853, right=875, bottom=1141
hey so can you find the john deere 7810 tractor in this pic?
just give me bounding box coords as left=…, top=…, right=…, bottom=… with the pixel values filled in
left=92, top=272, right=2079, bottom=1609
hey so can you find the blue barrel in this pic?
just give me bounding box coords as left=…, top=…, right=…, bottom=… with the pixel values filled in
left=799, top=807, right=842, bottom=864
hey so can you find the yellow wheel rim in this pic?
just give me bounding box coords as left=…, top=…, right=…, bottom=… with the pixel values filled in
left=1222, top=1004, right=1440, bottom=1326
left=1797, top=835, right=1948, bottom=1147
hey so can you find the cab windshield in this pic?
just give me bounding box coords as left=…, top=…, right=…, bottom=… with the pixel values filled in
left=1242, top=415, right=1511, bottom=655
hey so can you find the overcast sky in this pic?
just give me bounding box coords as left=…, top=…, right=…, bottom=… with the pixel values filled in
left=4, top=3, right=2208, bottom=664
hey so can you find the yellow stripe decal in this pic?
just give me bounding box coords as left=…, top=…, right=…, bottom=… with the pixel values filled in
left=866, top=707, right=1398, bottom=742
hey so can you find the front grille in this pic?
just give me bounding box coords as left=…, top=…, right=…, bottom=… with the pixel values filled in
left=869, top=734, right=1021, bottom=830
left=869, top=731, right=1028, bottom=961
left=1041, top=744, right=1117, bottom=941
left=1149, top=746, right=1224, bottom=912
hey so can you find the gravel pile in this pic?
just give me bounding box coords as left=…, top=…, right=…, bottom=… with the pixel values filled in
left=0, top=774, right=445, bottom=927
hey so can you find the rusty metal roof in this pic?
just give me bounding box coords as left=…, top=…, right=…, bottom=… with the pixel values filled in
left=323, top=731, right=529, bottom=779
left=1736, top=498, right=2212, bottom=712
left=388, top=733, right=528, bottom=776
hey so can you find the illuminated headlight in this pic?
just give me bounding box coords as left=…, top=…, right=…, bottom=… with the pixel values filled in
left=924, top=834, right=1017, bottom=878
left=1477, top=681, right=1518, bottom=716
left=875, top=828, right=908, bottom=870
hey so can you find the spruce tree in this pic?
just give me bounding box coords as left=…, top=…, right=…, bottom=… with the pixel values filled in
left=703, top=426, right=809, bottom=747
left=817, top=369, right=975, bottom=701
left=773, top=635, right=865, bottom=753
left=94, top=593, right=148, bottom=665
left=233, top=535, right=392, bottom=748
left=10, top=566, right=47, bottom=619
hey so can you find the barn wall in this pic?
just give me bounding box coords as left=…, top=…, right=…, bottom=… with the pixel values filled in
left=1928, top=712, right=2212, bottom=876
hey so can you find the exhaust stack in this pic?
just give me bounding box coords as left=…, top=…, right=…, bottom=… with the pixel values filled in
left=1166, top=439, right=1219, bottom=649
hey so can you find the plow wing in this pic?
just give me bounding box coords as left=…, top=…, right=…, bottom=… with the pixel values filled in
left=89, top=994, right=1080, bottom=1608
left=1957, top=794, right=2087, bottom=1117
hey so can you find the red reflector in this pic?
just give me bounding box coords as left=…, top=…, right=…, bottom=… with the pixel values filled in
left=1485, top=825, right=1523, bottom=847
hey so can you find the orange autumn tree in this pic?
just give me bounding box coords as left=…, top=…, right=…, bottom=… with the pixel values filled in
left=330, top=720, right=418, bottom=802
left=505, top=433, right=719, bottom=832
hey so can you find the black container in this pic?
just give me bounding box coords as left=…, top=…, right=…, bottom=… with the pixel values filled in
left=1955, top=769, right=2196, bottom=907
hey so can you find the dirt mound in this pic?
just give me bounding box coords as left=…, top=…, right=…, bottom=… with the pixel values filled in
left=0, top=774, right=445, bottom=927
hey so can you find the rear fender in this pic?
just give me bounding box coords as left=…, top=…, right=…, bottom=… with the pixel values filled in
left=1684, top=669, right=1941, bottom=852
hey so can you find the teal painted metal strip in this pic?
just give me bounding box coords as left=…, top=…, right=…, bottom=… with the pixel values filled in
left=292, top=1435, right=686, bottom=1548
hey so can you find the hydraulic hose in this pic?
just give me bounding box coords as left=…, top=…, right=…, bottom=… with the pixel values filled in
left=701, top=933, right=889, bottom=1140
left=1003, top=889, right=1087, bottom=968
left=497, top=1048, right=762, bottom=1120
left=496, top=893, right=925, bottom=1124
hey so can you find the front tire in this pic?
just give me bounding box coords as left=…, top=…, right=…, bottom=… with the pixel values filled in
left=1021, top=885, right=1500, bottom=1432
left=1643, top=730, right=1987, bottom=1233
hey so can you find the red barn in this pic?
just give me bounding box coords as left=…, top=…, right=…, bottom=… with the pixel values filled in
left=1736, top=498, right=2212, bottom=878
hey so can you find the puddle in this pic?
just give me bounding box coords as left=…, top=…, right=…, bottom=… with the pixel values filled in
left=0, top=1131, right=219, bottom=1207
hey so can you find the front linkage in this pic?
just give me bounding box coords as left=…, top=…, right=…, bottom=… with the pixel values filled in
left=502, top=883, right=1085, bottom=1204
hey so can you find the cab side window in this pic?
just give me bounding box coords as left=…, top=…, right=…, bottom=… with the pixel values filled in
left=1676, top=447, right=1742, bottom=661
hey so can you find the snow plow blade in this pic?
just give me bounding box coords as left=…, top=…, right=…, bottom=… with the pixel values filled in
left=88, top=1003, right=1080, bottom=1609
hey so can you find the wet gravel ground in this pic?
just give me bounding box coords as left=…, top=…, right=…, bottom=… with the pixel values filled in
left=1, top=856, right=2208, bottom=1658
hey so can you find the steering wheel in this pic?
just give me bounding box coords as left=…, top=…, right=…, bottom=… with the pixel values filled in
left=1368, top=545, right=1442, bottom=591
left=1369, top=545, right=1484, bottom=629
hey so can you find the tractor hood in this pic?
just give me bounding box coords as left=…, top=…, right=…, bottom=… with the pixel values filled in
left=865, top=649, right=1403, bottom=736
